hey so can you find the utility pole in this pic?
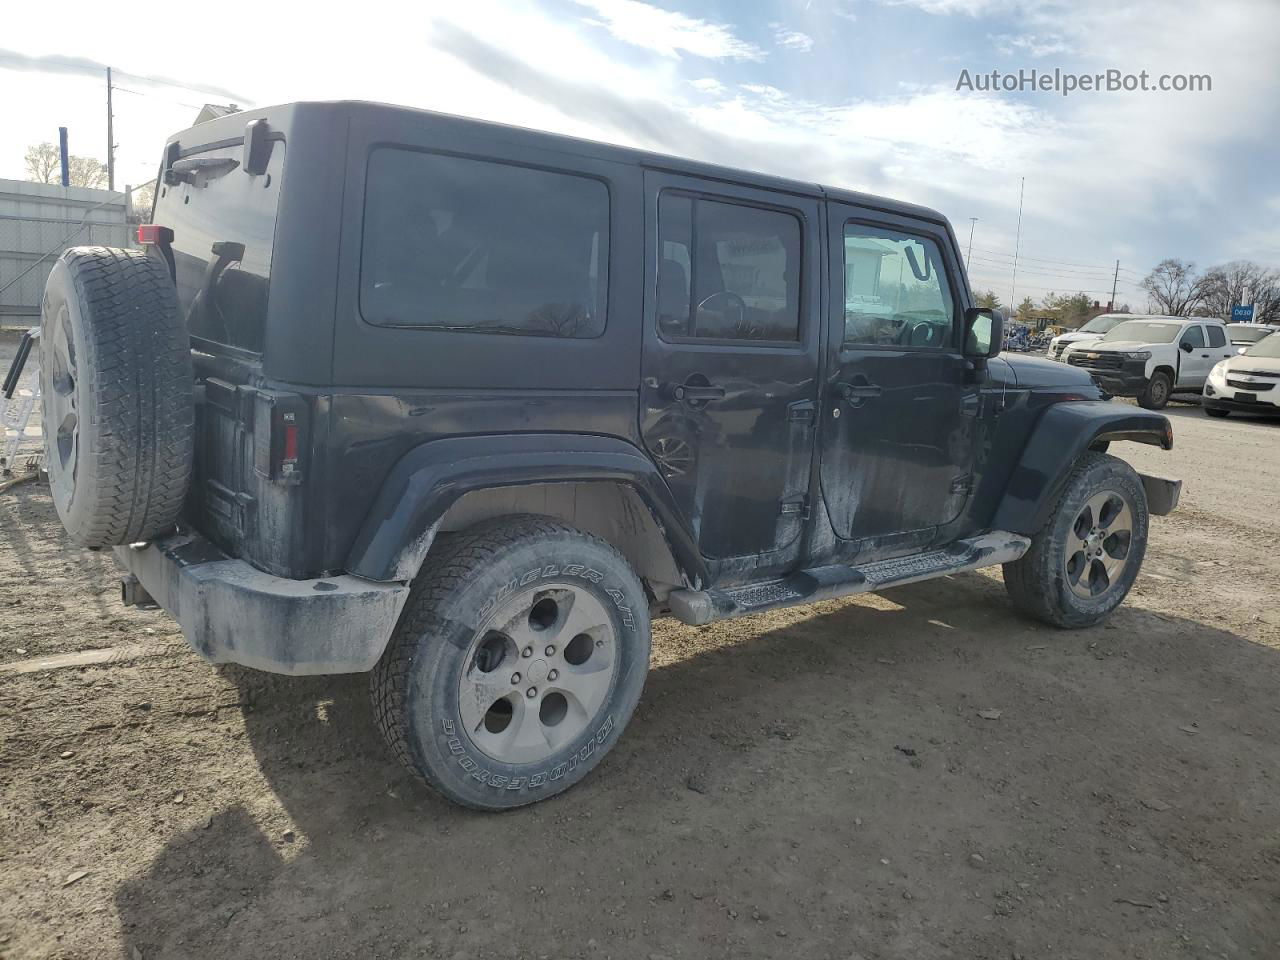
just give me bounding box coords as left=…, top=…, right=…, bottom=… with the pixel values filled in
left=966, top=217, right=978, bottom=268
left=1110, top=259, right=1119, bottom=312
left=106, top=67, right=115, bottom=192
left=1009, top=176, right=1024, bottom=309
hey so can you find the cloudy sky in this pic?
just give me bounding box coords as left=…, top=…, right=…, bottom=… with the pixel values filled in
left=3, top=0, right=1277, bottom=308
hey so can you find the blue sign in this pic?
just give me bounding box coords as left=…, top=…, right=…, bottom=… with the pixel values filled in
left=1232, top=305, right=1255, bottom=323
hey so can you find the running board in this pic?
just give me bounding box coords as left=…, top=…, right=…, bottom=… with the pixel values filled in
left=666, top=531, right=1031, bottom=626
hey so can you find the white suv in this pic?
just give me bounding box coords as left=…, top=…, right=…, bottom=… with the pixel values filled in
left=1047, top=313, right=1137, bottom=361
left=1061, top=316, right=1235, bottom=409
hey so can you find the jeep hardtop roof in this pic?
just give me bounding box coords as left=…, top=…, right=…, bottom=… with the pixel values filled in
left=164, top=99, right=952, bottom=229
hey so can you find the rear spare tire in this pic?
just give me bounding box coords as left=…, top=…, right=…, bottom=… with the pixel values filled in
left=40, top=247, right=193, bottom=547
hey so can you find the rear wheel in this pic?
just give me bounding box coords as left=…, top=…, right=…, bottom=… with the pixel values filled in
left=1003, top=452, right=1148, bottom=628
left=1204, top=407, right=1230, bottom=418
left=1137, top=371, right=1171, bottom=410
left=372, top=516, right=651, bottom=810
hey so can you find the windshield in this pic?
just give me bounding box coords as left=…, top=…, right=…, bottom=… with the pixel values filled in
left=1079, top=314, right=1127, bottom=334
left=1227, top=324, right=1275, bottom=344
left=1244, top=333, right=1280, bottom=360
left=1101, top=320, right=1182, bottom=344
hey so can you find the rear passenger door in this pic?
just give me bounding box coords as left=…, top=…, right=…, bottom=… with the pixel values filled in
left=819, top=204, right=977, bottom=552
left=639, top=172, right=822, bottom=580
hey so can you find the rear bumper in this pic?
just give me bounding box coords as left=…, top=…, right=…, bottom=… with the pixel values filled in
left=113, top=533, right=409, bottom=676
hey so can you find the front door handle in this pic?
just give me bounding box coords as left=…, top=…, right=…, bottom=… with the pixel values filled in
left=672, top=383, right=726, bottom=403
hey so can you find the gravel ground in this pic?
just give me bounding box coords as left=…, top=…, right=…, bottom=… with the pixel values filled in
left=2, top=328, right=1279, bottom=959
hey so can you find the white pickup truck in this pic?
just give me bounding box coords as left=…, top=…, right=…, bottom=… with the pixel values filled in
left=1061, top=316, right=1235, bottom=409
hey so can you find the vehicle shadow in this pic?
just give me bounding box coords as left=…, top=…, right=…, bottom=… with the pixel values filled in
left=112, top=573, right=1280, bottom=959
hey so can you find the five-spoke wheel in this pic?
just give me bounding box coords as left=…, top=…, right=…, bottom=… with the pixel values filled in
left=1064, top=491, right=1133, bottom=599
left=372, top=516, right=651, bottom=811
left=461, top=586, right=618, bottom=765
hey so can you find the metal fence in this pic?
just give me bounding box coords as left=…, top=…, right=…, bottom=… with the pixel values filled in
left=0, top=178, right=134, bottom=327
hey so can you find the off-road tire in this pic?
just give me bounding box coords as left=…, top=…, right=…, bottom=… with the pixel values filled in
left=1204, top=407, right=1229, bottom=418
left=40, top=247, right=192, bottom=546
left=1002, top=452, right=1149, bottom=628
left=372, top=515, right=651, bottom=811
left=1137, top=371, right=1171, bottom=410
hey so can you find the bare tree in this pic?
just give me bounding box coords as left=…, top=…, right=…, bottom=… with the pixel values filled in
left=1140, top=258, right=1209, bottom=316
left=1197, top=260, right=1280, bottom=324
left=23, top=142, right=60, bottom=183
left=23, top=141, right=109, bottom=188
left=128, top=180, right=158, bottom=222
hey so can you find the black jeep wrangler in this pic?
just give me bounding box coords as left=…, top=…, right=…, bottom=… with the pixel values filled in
left=38, top=102, right=1181, bottom=810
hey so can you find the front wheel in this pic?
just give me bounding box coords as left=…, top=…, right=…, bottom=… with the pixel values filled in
left=372, top=516, right=651, bottom=810
left=1002, top=452, right=1149, bottom=628
left=1138, top=371, right=1171, bottom=410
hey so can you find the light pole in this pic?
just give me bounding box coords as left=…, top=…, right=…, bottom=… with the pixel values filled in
left=966, top=217, right=978, bottom=268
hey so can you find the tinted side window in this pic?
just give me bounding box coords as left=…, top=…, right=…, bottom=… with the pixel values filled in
left=361, top=149, right=608, bottom=338
left=1206, top=325, right=1226, bottom=347
left=657, top=194, right=801, bottom=343
left=843, top=223, right=956, bottom=349
left=1181, top=325, right=1206, bottom=348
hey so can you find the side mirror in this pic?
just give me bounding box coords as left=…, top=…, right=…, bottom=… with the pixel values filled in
left=1180, top=341, right=1193, bottom=353
left=964, top=307, right=1003, bottom=361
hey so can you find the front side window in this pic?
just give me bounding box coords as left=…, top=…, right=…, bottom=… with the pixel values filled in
left=1206, top=325, right=1227, bottom=347
left=657, top=194, right=802, bottom=343
left=842, top=223, right=956, bottom=348
left=1181, top=325, right=1206, bottom=349
left=361, top=149, right=608, bottom=338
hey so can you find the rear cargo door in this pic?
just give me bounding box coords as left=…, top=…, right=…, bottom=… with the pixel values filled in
left=150, top=135, right=296, bottom=571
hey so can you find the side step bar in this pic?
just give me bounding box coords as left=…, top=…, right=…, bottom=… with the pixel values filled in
left=665, top=531, right=1031, bottom=626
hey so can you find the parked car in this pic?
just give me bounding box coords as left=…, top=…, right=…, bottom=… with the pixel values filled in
left=1047, top=313, right=1133, bottom=360
left=1062, top=316, right=1235, bottom=409
left=35, top=101, right=1181, bottom=810
left=1203, top=329, right=1280, bottom=417
left=1225, top=322, right=1280, bottom=348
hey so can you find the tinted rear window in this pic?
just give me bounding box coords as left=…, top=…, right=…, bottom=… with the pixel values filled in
left=154, top=142, right=284, bottom=355
left=360, top=149, right=608, bottom=338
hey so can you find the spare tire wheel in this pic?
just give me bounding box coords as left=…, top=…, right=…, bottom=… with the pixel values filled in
left=40, top=246, right=194, bottom=547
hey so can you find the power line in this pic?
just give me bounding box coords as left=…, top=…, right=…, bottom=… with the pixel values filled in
left=113, top=68, right=246, bottom=103
left=966, top=254, right=1134, bottom=282
left=970, top=243, right=1141, bottom=274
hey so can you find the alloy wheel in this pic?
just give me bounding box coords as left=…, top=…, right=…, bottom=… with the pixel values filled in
left=458, top=584, right=618, bottom=765
left=1065, top=490, right=1133, bottom=599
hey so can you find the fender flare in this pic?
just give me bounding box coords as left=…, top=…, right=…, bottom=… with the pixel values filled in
left=344, top=433, right=706, bottom=586
left=992, top=402, right=1173, bottom=535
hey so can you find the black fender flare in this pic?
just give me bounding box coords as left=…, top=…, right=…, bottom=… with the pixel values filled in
left=345, top=433, right=706, bottom=586
left=992, top=402, right=1173, bottom=535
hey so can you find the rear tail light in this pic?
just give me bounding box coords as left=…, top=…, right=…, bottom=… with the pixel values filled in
left=252, top=391, right=307, bottom=485
left=136, top=224, right=173, bottom=245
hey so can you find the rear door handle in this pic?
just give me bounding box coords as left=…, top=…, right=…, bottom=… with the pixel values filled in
left=838, top=381, right=882, bottom=400
left=672, top=384, right=726, bottom=402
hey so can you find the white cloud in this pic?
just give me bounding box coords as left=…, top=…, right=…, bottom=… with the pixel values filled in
left=771, top=23, right=816, bottom=52
left=570, top=0, right=766, bottom=61
left=691, top=77, right=727, bottom=95
left=991, top=33, right=1071, bottom=57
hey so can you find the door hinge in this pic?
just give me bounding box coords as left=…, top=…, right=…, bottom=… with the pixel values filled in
left=779, top=495, right=811, bottom=519
left=950, top=474, right=974, bottom=495
left=787, top=400, right=816, bottom=423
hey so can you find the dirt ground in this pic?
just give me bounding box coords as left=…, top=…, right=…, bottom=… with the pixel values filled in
left=2, top=328, right=1279, bottom=959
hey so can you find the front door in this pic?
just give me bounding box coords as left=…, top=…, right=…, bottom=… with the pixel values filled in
left=639, top=172, right=822, bottom=580
left=1176, top=323, right=1214, bottom=388
left=819, top=206, right=978, bottom=550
